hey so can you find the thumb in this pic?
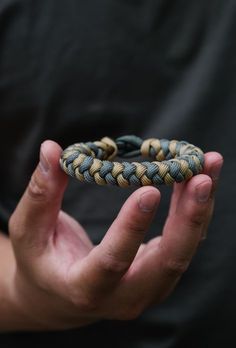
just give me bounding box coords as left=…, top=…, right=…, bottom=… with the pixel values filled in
left=9, top=140, right=68, bottom=247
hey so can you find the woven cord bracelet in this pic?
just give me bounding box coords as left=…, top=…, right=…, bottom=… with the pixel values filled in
left=60, top=135, right=204, bottom=188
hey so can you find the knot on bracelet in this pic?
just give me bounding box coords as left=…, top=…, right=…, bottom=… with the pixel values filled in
left=60, top=135, right=204, bottom=188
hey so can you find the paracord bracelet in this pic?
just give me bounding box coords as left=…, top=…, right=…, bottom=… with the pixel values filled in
left=60, top=135, right=204, bottom=188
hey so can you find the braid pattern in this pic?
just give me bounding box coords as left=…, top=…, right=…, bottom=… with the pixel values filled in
left=60, top=135, right=204, bottom=188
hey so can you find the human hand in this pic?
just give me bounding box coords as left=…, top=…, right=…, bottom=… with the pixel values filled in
left=7, top=141, right=223, bottom=330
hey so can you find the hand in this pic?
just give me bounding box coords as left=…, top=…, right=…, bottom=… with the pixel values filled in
left=7, top=141, right=223, bottom=330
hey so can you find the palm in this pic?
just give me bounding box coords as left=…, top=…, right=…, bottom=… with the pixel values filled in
left=40, top=211, right=93, bottom=283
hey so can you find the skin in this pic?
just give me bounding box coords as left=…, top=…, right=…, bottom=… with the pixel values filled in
left=0, top=140, right=223, bottom=331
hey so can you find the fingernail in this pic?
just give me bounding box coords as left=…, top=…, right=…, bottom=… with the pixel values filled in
left=39, top=144, right=50, bottom=173
left=196, top=181, right=212, bottom=203
left=138, top=191, right=159, bottom=212
left=210, top=159, right=223, bottom=182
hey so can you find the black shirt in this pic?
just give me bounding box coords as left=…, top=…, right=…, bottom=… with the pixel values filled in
left=1, top=1, right=236, bottom=347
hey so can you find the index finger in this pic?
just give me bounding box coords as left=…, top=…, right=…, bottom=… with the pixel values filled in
left=75, top=186, right=161, bottom=296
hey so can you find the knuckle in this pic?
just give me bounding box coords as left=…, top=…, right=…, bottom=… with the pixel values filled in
left=8, top=214, right=17, bottom=234
left=66, top=270, right=101, bottom=312
left=125, top=219, right=146, bottom=236
left=115, top=304, right=143, bottom=321
left=164, top=259, right=189, bottom=278
left=76, top=295, right=99, bottom=312
left=68, top=287, right=99, bottom=312
left=186, top=210, right=205, bottom=229
left=8, top=214, right=25, bottom=242
left=99, top=253, right=130, bottom=275
left=27, top=172, right=47, bottom=201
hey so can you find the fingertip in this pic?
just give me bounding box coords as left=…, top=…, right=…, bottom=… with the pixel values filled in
left=40, top=140, right=68, bottom=180
left=25, top=140, right=68, bottom=204
left=195, top=179, right=212, bottom=204
left=115, top=187, right=161, bottom=229
left=204, top=152, right=224, bottom=176
left=137, top=187, right=161, bottom=213
left=204, top=151, right=224, bottom=162
left=40, top=140, right=63, bottom=167
left=41, top=139, right=62, bottom=150
left=191, top=173, right=212, bottom=184
left=204, top=153, right=224, bottom=185
left=133, top=185, right=161, bottom=199
left=184, top=174, right=213, bottom=204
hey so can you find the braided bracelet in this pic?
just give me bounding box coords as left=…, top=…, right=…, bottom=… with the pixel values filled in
left=60, top=135, right=204, bottom=188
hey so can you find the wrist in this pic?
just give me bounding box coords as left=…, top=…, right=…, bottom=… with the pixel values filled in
left=0, top=234, right=45, bottom=331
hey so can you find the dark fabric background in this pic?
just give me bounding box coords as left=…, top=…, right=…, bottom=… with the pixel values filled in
left=0, top=0, right=235, bottom=347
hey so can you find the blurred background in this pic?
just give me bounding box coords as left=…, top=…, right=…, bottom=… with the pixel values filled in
left=0, top=1, right=235, bottom=347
